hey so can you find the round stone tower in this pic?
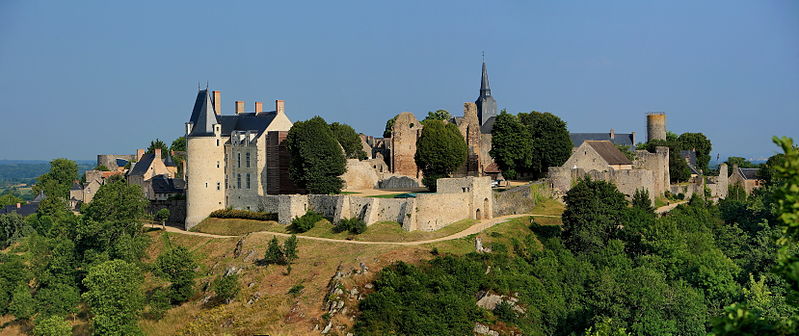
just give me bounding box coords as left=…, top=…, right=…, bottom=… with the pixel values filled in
left=184, top=89, right=226, bottom=230
left=646, top=113, right=667, bottom=142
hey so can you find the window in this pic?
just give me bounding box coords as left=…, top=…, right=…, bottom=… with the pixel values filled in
left=246, top=173, right=251, bottom=189
left=225, top=175, right=228, bottom=188
left=216, top=161, right=220, bottom=168
left=216, top=139, right=220, bottom=146
left=237, top=153, right=241, bottom=168
left=237, top=174, right=241, bottom=189
left=216, top=182, right=220, bottom=190
left=246, top=152, right=251, bottom=168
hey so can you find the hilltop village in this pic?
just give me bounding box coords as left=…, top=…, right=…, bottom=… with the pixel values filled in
left=52, top=61, right=755, bottom=232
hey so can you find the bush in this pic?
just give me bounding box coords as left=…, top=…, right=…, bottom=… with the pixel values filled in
left=493, top=300, right=518, bottom=323
left=263, top=237, right=286, bottom=265
left=146, top=287, right=172, bottom=320
left=288, top=284, right=305, bottom=296
left=333, top=217, right=367, bottom=234
left=209, top=209, right=277, bottom=221
left=290, top=211, right=323, bottom=233
left=32, top=315, right=72, bottom=336
left=212, top=274, right=240, bottom=304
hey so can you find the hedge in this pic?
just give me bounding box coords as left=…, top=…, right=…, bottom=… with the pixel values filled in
left=209, top=209, right=277, bottom=221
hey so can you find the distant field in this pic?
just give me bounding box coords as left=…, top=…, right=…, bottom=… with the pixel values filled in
left=0, top=161, right=94, bottom=183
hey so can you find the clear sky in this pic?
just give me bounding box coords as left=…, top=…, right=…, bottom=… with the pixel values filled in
left=0, top=0, right=796, bottom=161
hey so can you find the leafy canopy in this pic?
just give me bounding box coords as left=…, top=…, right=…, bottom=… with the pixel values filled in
left=414, top=119, right=467, bottom=190
left=286, top=116, right=347, bottom=194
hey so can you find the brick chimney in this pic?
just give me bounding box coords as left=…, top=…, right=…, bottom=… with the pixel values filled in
left=136, top=149, right=145, bottom=161
left=235, top=101, right=245, bottom=114
left=154, top=148, right=162, bottom=160
left=609, top=129, right=615, bottom=140
left=212, top=91, right=221, bottom=115
left=255, top=101, right=263, bottom=114
left=16, top=203, right=21, bottom=208
left=275, top=100, right=285, bottom=115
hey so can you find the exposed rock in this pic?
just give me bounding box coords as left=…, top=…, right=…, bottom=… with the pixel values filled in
left=476, top=237, right=492, bottom=253
left=247, top=293, right=260, bottom=305
left=224, top=266, right=240, bottom=277
left=201, top=295, right=212, bottom=304
left=364, top=283, right=374, bottom=289
left=321, top=321, right=332, bottom=334
left=473, top=323, right=499, bottom=336
left=349, top=287, right=359, bottom=298
left=233, top=237, right=245, bottom=258
left=244, top=249, right=256, bottom=262
left=476, top=291, right=526, bottom=314
left=359, top=262, right=369, bottom=274
left=248, top=282, right=255, bottom=288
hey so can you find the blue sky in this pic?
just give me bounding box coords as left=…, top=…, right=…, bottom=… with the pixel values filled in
left=0, top=0, right=796, bottom=161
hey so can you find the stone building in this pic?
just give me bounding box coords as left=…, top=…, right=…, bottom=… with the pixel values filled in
left=69, top=169, right=123, bottom=208
left=126, top=148, right=176, bottom=200
left=184, top=89, right=294, bottom=230
left=729, top=165, right=763, bottom=195
left=569, top=130, right=637, bottom=148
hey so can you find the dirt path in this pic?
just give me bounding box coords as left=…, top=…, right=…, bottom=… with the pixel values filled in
left=145, top=214, right=549, bottom=245
left=655, top=200, right=688, bottom=214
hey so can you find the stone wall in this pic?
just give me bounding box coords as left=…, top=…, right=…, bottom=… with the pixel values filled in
left=378, top=176, right=420, bottom=189
left=97, top=154, right=135, bottom=169
left=493, top=185, right=537, bottom=217
left=340, top=159, right=381, bottom=190
left=633, top=147, right=670, bottom=197
left=548, top=167, right=655, bottom=202
left=414, top=193, right=471, bottom=231
left=390, top=112, right=423, bottom=179
left=150, top=200, right=187, bottom=226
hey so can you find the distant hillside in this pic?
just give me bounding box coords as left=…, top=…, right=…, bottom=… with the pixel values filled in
left=0, top=160, right=95, bottom=183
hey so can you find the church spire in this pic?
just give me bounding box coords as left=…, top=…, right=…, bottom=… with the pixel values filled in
left=480, top=61, right=491, bottom=96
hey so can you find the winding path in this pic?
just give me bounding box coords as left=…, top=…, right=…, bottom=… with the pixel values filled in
left=145, top=214, right=553, bottom=245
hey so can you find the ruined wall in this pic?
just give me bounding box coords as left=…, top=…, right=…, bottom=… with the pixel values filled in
left=633, top=146, right=670, bottom=197
left=97, top=154, right=135, bottom=169
left=378, top=176, right=420, bottom=189
left=479, top=133, right=495, bottom=171
left=414, top=193, right=471, bottom=231
left=149, top=200, right=187, bottom=226
left=548, top=167, right=655, bottom=202
left=493, top=185, right=537, bottom=217
left=390, top=112, right=423, bottom=179
left=454, top=103, right=482, bottom=177
left=340, top=159, right=381, bottom=190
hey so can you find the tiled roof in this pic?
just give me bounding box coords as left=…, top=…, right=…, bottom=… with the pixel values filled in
left=586, top=140, right=632, bottom=165
left=570, top=133, right=635, bottom=147
left=739, top=168, right=760, bottom=180
left=128, top=153, right=155, bottom=177
left=151, top=175, right=186, bottom=194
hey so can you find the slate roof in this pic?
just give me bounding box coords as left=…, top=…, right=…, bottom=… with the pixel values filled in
left=0, top=201, right=41, bottom=216
left=739, top=168, right=761, bottom=180
left=570, top=133, right=635, bottom=147
left=163, top=155, right=176, bottom=167
left=151, top=175, right=186, bottom=194
left=188, top=89, right=218, bottom=136
left=586, top=140, right=632, bottom=165
left=71, top=183, right=82, bottom=191
left=188, top=89, right=280, bottom=138
left=128, top=153, right=155, bottom=177
left=480, top=116, right=496, bottom=134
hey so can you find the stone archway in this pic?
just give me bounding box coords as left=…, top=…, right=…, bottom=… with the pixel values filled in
left=476, top=208, right=482, bottom=220
left=483, top=198, right=490, bottom=219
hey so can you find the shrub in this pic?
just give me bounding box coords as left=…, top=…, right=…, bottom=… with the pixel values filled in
left=212, top=274, right=240, bottom=304
left=146, top=287, right=172, bottom=320
left=263, top=237, right=286, bottom=265
left=290, top=211, right=323, bottom=233
left=32, top=315, right=72, bottom=336
left=209, top=209, right=277, bottom=221
left=288, top=284, right=305, bottom=296
left=493, top=300, right=518, bottom=323
left=334, top=217, right=367, bottom=234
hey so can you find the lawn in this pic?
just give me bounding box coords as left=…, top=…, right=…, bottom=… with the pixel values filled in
left=530, top=198, right=565, bottom=216
left=190, top=218, right=286, bottom=236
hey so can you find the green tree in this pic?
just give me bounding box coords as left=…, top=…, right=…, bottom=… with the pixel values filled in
left=82, top=175, right=148, bottom=228
left=283, top=235, right=298, bottom=264
left=212, top=273, right=240, bottom=304
left=631, top=188, right=654, bottom=214
left=383, top=115, right=398, bottom=138
left=82, top=260, right=145, bottom=336
left=677, top=132, right=712, bottom=172
left=289, top=210, right=323, bottom=233
left=9, top=284, right=35, bottom=320
left=32, top=315, right=72, bottom=336
left=263, top=236, right=286, bottom=265
left=146, top=138, right=170, bottom=160
left=423, top=109, right=452, bottom=123
left=1, top=213, right=29, bottom=249
left=330, top=122, right=368, bottom=160
left=414, top=119, right=467, bottom=191
left=153, top=245, right=197, bottom=303
left=725, top=156, right=756, bottom=169
left=155, top=208, right=170, bottom=229
left=562, top=178, right=629, bottom=253
left=758, top=153, right=786, bottom=185
left=170, top=136, right=186, bottom=152
left=0, top=193, right=24, bottom=207
left=35, top=283, right=80, bottom=317
left=489, top=111, right=532, bottom=180
left=519, top=111, right=572, bottom=178
left=35, top=159, right=78, bottom=217
left=286, top=116, right=347, bottom=194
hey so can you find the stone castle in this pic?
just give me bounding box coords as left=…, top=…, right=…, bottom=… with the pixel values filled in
left=184, top=89, right=295, bottom=229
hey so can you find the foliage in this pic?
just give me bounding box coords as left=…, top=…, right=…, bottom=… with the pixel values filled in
left=146, top=138, right=170, bottom=160
left=759, top=153, right=786, bottom=186
left=170, top=136, right=187, bottom=152
left=289, top=210, right=323, bottom=233
left=95, top=164, right=110, bottom=171
left=212, top=273, right=240, bottom=304
left=209, top=208, right=277, bottom=221
left=153, top=244, right=197, bottom=303
left=82, top=259, right=145, bottom=336
left=490, top=111, right=532, bottom=180
left=35, top=282, right=80, bottom=317
left=330, top=122, right=368, bottom=159
left=422, top=109, right=451, bottom=123
left=286, top=116, right=347, bottom=194
left=35, top=158, right=78, bottom=217
left=263, top=236, right=287, bottom=265
left=725, top=156, right=757, bottom=169
left=615, top=145, right=636, bottom=161
left=493, top=300, right=518, bottom=323
left=562, top=178, right=629, bottom=253
left=146, top=287, right=172, bottom=320
left=631, top=189, right=654, bottom=214
left=383, top=115, right=398, bottom=138
left=155, top=208, right=170, bottom=225
left=333, top=217, right=367, bottom=234
left=1, top=212, right=30, bottom=248
left=677, top=132, right=712, bottom=172
left=0, top=253, right=31, bottom=315
left=283, top=234, right=299, bottom=264
left=0, top=192, right=24, bottom=207
left=645, top=139, right=694, bottom=183
left=82, top=174, right=148, bottom=226
left=288, top=284, right=305, bottom=296
left=32, top=315, right=73, bottom=336
left=9, top=284, right=36, bottom=319
left=415, top=119, right=467, bottom=191
left=727, top=183, right=747, bottom=201
left=518, top=111, right=573, bottom=178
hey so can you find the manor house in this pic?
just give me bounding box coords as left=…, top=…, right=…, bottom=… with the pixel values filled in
left=184, top=89, right=296, bottom=229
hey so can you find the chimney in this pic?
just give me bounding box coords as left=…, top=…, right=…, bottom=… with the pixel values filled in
left=275, top=100, right=285, bottom=115
left=609, top=129, right=615, bottom=139
left=16, top=203, right=21, bottom=208
left=155, top=148, right=162, bottom=160
left=255, top=101, right=263, bottom=114
left=212, top=91, right=221, bottom=115
left=235, top=101, right=245, bottom=114
left=136, top=149, right=145, bottom=161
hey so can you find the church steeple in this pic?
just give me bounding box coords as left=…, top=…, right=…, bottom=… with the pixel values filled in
left=475, top=59, right=497, bottom=131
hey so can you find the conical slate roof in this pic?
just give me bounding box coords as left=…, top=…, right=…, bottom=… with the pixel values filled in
left=188, top=89, right=217, bottom=136
left=480, top=62, right=491, bottom=96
